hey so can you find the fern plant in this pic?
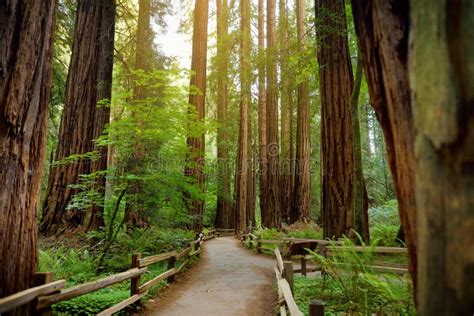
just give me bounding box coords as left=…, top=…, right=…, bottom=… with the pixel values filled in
left=304, top=237, right=415, bottom=315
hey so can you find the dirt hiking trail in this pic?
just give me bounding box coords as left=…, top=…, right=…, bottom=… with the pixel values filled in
left=143, top=237, right=276, bottom=316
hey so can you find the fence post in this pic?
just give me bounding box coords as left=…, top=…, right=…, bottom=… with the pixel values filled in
left=167, top=255, right=176, bottom=283
left=257, top=241, right=262, bottom=254
left=283, top=261, right=294, bottom=294
left=308, top=300, right=324, bottom=316
left=301, top=256, right=307, bottom=277
left=34, top=272, right=54, bottom=316
left=131, top=253, right=142, bottom=296
left=196, top=233, right=203, bottom=258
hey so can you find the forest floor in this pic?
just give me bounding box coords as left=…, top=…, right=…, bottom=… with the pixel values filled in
left=141, top=236, right=276, bottom=316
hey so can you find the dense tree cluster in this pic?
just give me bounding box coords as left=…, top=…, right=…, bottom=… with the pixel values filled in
left=1, top=0, right=473, bottom=314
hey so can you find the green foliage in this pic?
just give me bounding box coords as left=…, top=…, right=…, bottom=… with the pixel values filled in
left=254, top=228, right=285, bottom=240
left=369, top=199, right=402, bottom=247
left=53, top=289, right=129, bottom=315
left=39, top=227, right=195, bottom=314
left=39, top=248, right=95, bottom=285
left=286, top=228, right=323, bottom=240
left=89, top=228, right=194, bottom=272
left=300, top=238, right=415, bottom=315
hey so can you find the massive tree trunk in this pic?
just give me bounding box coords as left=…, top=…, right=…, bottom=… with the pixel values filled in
left=185, top=0, right=208, bottom=232
left=263, top=0, right=281, bottom=228
left=41, top=0, right=116, bottom=234
left=235, top=0, right=250, bottom=232
left=0, top=1, right=56, bottom=313
left=257, top=0, right=267, bottom=219
left=351, top=51, right=370, bottom=243
left=279, top=0, right=294, bottom=224
left=350, top=0, right=417, bottom=286
left=411, top=1, right=474, bottom=314
left=316, top=0, right=355, bottom=239
left=292, top=0, right=311, bottom=223
left=214, top=0, right=233, bottom=229
left=89, top=0, right=116, bottom=231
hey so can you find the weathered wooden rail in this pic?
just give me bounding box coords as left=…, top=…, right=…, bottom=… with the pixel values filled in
left=274, top=247, right=324, bottom=316
left=0, top=230, right=218, bottom=315
left=242, top=234, right=409, bottom=275
left=240, top=234, right=409, bottom=315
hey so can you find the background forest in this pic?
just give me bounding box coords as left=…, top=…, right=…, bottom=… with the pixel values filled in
left=33, top=0, right=402, bottom=313
left=3, top=0, right=472, bottom=315
left=44, top=0, right=397, bottom=237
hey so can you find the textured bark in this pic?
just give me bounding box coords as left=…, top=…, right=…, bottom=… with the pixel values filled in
left=351, top=52, right=369, bottom=243
left=185, top=0, right=208, bottom=232
left=0, top=1, right=56, bottom=313
left=292, top=0, right=312, bottom=223
left=351, top=0, right=417, bottom=286
left=214, top=0, right=233, bottom=229
left=257, top=0, right=267, bottom=218
left=316, top=0, right=355, bottom=239
left=263, top=0, right=281, bottom=228
left=41, top=0, right=116, bottom=234
left=89, top=0, right=116, bottom=231
left=235, top=0, right=250, bottom=232
left=279, top=0, right=294, bottom=223
left=278, top=0, right=294, bottom=222
left=411, top=1, right=474, bottom=314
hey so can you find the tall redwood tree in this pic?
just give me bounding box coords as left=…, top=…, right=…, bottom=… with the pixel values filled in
left=0, top=1, right=56, bottom=313
left=41, top=0, right=116, bottom=234
left=185, top=0, right=209, bottom=232
left=235, top=0, right=250, bottom=232
left=292, top=0, right=312, bottom=223
left=257, top=0, right=268, bottom=222
left=350, top=0, right=417, bottom=285
left=263, top=0, right=281, bottom=228
left=316, top=0, right=355, bottom=239
left=214, top=0, right=233, bottom=229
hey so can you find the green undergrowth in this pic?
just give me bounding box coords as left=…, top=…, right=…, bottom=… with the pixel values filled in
left=369, top=199, right=403, bottom=247
left=294, top=238, right=415, bottom=315
left=39, top=227, right=195, bottom=315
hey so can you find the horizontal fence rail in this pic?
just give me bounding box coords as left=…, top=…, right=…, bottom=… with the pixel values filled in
left=0, top=230, right=219, bottom=315
left=241, top=232, right=409, bottom=315
left=241, top=234, right=409, bottom=275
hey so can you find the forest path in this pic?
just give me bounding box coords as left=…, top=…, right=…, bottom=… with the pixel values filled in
left=143, top=236, right=276, bottom=316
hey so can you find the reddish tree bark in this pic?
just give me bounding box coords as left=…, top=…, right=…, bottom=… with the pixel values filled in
left=185, top=0, right=208, bottom=232
left=235, top=0, right=250, bottom=232
left=257, top=0, right=268, bottom=221
left=263, top=0, right=282, bottom=228
left=316, top=0, right=355, bottom=239
left=41, top=0, right=116, bottom=234
left=0, top=1, right=56, bottom=313
left=351, top=0, right=417, bottom=286
left=292, top=0, right=312, bottom=223
left=279, top=0, right=293, bottom=223
left=214, top=0, right=233, bottom=229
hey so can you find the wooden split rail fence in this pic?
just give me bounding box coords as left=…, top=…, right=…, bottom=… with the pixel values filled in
left=0, top=230, right=219, bottom=315
left=242, top=234, right=409, bottom=275
left=241, top=233, right=409, bottom=315
left=273, top=247, right=324, bottom=316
